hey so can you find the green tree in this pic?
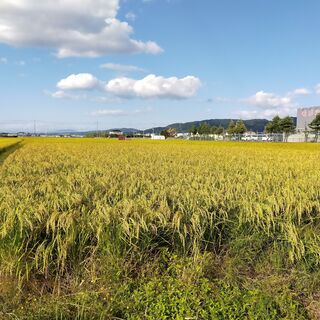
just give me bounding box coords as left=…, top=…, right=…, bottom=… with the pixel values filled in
left=198, top=123, right=211, bottom=135
left=161, top=128, right=177, bottom=139
left=189, top=125, right=198, bottom=135
left=234, top=120, right=247, bottom=134
left=280, top=116, right=295, bottom=142
left=227, top=120, right=236, bottom=136
left=309, top=113, right=320, bottom=142
left=265, top=116, right=282, bottom=133
left=210, top=126, right=218, bottom=134
left=216, top=126, right=224, bottom=135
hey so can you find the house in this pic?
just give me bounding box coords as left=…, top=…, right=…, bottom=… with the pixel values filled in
left=151, top=134, right=165, bottom=140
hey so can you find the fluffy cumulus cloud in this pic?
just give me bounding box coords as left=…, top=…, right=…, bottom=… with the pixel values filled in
left=246, top=91, right=293, bottom=109
left=237, top=89, right=308, bottom=119
left=105, top=74, right=201, bottom=99
left=57, top=73, right=100, bottom=90
left=54, top=73, right=201, bottom=100
left=237, top=108, right=294, bottom=119
left=0, top=0, right=162, bottom=58
left=288, top=88, right=310, bottom=96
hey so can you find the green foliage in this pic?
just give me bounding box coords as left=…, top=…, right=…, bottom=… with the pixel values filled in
left=227, top=120, right=236, bottom=135
left=197, top=122, right=211, bottom=135
left=309, top=113, right=320, bottom=130
left=265, top=116, right=295, bottom=138
left=215, top=126, right=224, bottom=135
left=189, top=124, right=225, bottom=135
left=153, top=119, right=270, bottom=134
left=161, top=127, right=177, bottom=138
left=309, top=113, right=320, bottom=142
left=265, top=116, right=282, bottom=133
left=226, top=120, right=247, bottom=138
left=189, top=124, right=198, bottom=134
left=280, top=116, right=295, bottom=133
left=118, top=273, right=307, bottom=320
left=234, top=120, right=247, bottom=134
left=85, top=132, right=110, bottom=138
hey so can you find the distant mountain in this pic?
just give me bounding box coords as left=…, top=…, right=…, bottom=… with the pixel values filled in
left=110, top=128, right=140, bottom=134
left=46, top=117, right=297, bottom=136
left=49, top=129, right=79, bottom=134
left=49, top=128, right=140, bottom=135
left=145, top=118, right=297, bottom=134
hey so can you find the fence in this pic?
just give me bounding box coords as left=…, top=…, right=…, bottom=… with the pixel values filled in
left=189, top=133, right=285, bottom=142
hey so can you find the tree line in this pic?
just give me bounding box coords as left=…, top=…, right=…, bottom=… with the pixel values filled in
left=182, top=114, right=320, bottom=142
left=86, top=113, right=320, bottom=142
left=188, top=121, right=246, bottom=135
left=187, top=117, right=296, bottom=136
left=265, top=114, right=320, bottom=142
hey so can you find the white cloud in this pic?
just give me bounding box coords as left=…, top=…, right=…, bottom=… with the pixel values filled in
left=54, top=73, right=201, bottom=100
left=0, top=0, right=162, bottom=58
left=91, top=109, right=127, bottom=116
left=100, top=63, right=145, bottom=73
left=91, top=96, right=123, bottom=103
left=16, top=60, right=26, bottom=66
left=51, top=91, right=82, bottom=100
left=45, top=90, right=85, bottom=100
left=238, top=90, right=301, bottom=119
left=237, top=108, right=294, bottom=119
left=288, top=88, right=310, bottom=96
left=50, top=91, right=70, bottom=99
left=214, top=96, right=233, bottom=103
left=125, top=12, right=136, bottom=21
left=91, top=107, right=151, bottom=117
left=57, top=73, right=100, bottom=90
left=0, top=57, right=7, bottom=64
left=315, top=84, right=320, bottom=94
left=245, top=91, right=294, bottom=109
left=105, top=74, right=201, bottom=99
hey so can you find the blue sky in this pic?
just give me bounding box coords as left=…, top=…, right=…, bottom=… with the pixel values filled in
left=1, top=0, right=320, bottom=132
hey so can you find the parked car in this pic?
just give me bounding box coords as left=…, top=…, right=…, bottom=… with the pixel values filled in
left=262, top=136, right=272, bottom=141
left=242, top=135, right=258, bottom=141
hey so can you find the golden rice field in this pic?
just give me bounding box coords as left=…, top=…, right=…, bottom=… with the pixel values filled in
left=0, top=138, right=21, bottom=151
left=0, top=138, right=320, bottom=319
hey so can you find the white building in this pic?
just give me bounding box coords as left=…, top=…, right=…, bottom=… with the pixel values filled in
left=297, top=107, right=320, bottom=131
left=151, top=134, right=165, bottom=140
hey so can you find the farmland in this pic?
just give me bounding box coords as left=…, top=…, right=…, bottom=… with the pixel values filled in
left=0, top=138, right=21, bottom=152
left=0, top=138, right=320, bottom=319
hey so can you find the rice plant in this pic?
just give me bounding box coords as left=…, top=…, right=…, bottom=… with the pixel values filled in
left=0, top=138, right=319, bottom=319
left=0, top=138, right=21, bottom=152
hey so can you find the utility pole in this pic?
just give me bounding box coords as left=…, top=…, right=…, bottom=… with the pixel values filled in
left=34, top=120, right=37, bottom=136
